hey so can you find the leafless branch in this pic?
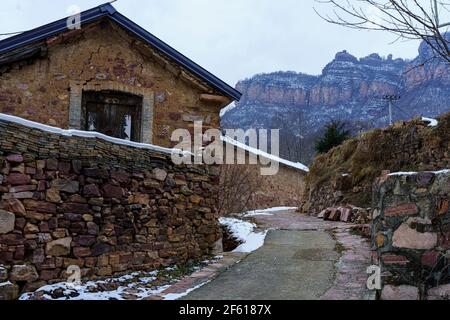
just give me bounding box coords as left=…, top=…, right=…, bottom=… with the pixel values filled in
left=315, top=0, right=450, bottom=66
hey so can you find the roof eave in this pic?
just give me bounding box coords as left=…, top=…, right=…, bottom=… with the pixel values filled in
left=0, top=3, right=242, bottom=101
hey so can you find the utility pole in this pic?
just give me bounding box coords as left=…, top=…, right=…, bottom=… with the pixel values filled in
left=382, top=95, right=401, bottom=126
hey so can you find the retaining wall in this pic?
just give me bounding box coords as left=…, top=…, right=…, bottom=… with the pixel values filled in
left=0, top=116, right=221, bottom=299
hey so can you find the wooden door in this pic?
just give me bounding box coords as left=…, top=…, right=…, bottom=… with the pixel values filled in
left=82, top=91, right=143, bottom=142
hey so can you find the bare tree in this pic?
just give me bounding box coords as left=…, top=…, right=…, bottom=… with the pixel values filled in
left=217, top=164, right=262, bottom=216
left=315, top=0, right=450, bottom=65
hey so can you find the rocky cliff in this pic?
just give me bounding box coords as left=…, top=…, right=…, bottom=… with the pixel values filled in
left=222, top=41, right=450, bottom=163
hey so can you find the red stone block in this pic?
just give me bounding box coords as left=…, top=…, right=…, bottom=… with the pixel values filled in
left=6, top=154, right=23, bottom=164
left=9, top=185, right=36, bottom=193
left=83, top=184, right=101, bottom=197
left=1, top=199, right=26, bottom=215
left=74, top=235, right=96, bottom=247
left=37, top=180, right=46, bottom=192
left=46, top=159, right=58, bottom=171
left=6, top=173, right=31, bottom=186
left=14, top=246, right=25, bottom=260
left=328, top=208, right=341, bottom=221
left=62, top=203, right=89, bottom=214
left=58, top=162, right=71, bottom=174
left=0, top=251, right=14, bottom=264
left=340, top=207, right=353, bottom=222
left=23, top=199, right=57, bottom=213
left=25, top=167, right=36, bottom=175
left=102, top=184, right=124, bottom=199
left=422, top=251, right=440, bottom=268
left=73, top=247, right=92, bottom=258
left=385, top=203, right=419, bottom=217
left=111, top=170, right=130, bottom=184
left=40, top=269, right=61, bottom=281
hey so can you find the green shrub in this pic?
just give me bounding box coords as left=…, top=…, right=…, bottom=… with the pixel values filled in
left=315, top=120, right=351, bottom=154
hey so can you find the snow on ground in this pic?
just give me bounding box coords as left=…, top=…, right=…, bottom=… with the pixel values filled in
left=243, top=207, right=297, bottom=217
left=221, top=136, right=309, bottom=173
left=19, top=271, right=165, bottom=301
left=163, top=280, right=212, bottom=300
left=219, top=217, right=267, bottom=253
left=422, top=117, right=439, bottom=127
left=19, top=257, right=222, bottom=301
left=389, top=169, right=450, bottom=176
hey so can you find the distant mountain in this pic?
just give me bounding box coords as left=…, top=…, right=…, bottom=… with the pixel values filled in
left=222, top=40, right=450, bottom=164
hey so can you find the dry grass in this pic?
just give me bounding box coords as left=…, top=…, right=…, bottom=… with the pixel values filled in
left=304, top=112, right=450, bottom=207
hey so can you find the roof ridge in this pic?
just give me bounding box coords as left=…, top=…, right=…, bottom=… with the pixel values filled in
left=0, top=3, right=241, bottom=101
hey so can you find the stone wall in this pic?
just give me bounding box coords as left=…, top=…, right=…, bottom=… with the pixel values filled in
left=301, top=112, right=450, bottom=214
left=0, top=19, right=230, bottom=148
left=250, top=164, right=305, bottom=209
left=0, top=117, right=221, bottom=299
left=372, top=171, right=450, bottom=300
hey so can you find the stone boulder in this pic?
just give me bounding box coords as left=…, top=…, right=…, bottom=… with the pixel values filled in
left=381, top=285, right=420, bottom=300
left=0, top=199, right=26, bottom=215
left=427, top=284, right=450, bottom=300
left=46, top=237, right=72, bottom=256
left=10, top=265, right=39, bottom=282
left=392, top=224, right=438, bottom=250
left=51, top=179, right=79, bottom=194
left=0, top=282, right=19, bottom=300
left=153, top=168, right=168, bottom=182
left=0, top=210, right=15, bottom=234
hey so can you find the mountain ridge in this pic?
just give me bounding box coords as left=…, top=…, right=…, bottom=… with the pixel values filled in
left=222, top=43, right=450, bottom=163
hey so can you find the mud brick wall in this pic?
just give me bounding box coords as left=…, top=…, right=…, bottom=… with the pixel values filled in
left=302, top=112, right=450, bottom=214
left=372, top=171, right=450, bottom=300
left=0, top=117, right=221, bottom=299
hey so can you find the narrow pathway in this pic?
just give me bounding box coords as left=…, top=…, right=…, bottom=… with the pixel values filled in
left=184, top=210, right=373, bottom=300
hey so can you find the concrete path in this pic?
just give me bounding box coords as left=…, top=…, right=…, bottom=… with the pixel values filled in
left=184, top=210, right=373, bottom=300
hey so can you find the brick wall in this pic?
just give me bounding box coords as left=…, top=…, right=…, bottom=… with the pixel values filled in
left=372, top=171, right=450, bottom=300
left=0, top=117, right=221, bottom=299
left=0, top=19, right=230, bottom=148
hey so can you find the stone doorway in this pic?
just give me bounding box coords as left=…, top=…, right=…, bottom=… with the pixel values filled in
left=81, top=90, right=143, bottom=142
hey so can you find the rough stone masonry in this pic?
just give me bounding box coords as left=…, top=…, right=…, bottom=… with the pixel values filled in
left=372, top=171, right=450, bottom=300
left=0, top=117, right=222, bottom=300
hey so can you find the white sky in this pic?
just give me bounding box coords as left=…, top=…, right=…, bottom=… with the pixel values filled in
left=0, top=0, right=428, bottom=85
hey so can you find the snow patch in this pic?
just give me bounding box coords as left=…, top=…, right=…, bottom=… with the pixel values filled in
left=219, top=217, right=267, bottom=253
left=0, top=113, right=191, bottom=156
left=221, top=136, right=309, bottom=172
left=19, top=271, right=165, bottom=301
left=163, top=280, right=211, bottom=300
left=244, top=207, right=297, bottom=217
left=389, top=169, right=450, bottom=176
left=422, top=117, right=439, bottom=127
left=220, top=102, right=237, bottom=117
left=0, top=281, right=12, bottom=287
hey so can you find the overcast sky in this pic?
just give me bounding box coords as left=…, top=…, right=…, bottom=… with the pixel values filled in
left=0, top=0, right=429, bottom=86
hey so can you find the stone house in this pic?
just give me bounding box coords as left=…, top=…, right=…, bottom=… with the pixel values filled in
left=0, top=3, right=242, bottom=299
left=0, top=3, right=241, bottom=147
